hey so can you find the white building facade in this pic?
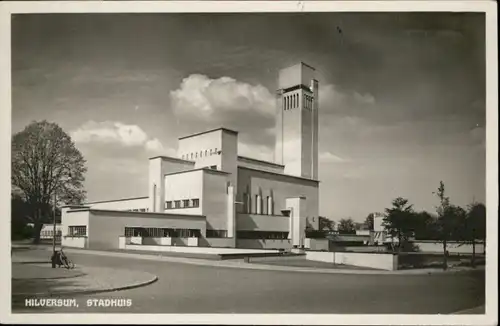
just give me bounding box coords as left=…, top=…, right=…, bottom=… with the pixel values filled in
left=62, top=62, right=321, bottom=250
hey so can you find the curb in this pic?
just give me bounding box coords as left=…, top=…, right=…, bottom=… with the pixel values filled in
left=13, top=272, right=87, bottom=280
left=12, top=274, right=158, bottom=298
left=51, top=247, right=485, bottom=276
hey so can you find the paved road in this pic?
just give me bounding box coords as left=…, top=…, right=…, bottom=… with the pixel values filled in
left=12, top=249, right=485, bottom=314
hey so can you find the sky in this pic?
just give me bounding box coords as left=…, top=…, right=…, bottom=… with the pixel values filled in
left=11, top=12, right=486, bottom=222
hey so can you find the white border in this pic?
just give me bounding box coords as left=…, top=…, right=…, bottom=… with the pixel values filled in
left=0, top=1, right=497, bottom=325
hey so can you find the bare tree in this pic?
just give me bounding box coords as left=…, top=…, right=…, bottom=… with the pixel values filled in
left=11, top=121, right=87, bottom=243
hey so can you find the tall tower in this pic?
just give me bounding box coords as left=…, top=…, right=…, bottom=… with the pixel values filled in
left=274, top=62, right=319, bottom=179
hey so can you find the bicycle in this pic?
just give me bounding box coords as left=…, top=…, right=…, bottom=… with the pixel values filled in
left=51, top=249, right=75, bottom=269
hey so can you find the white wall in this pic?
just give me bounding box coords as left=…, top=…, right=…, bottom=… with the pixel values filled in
left=62, top=237, right=87, bottom=248
left=236, top=214, right=289, bottom=232
left=86, top=210, right=206, bottom=249
left=286, top=197, right=307, bottom=247
left=199, top=237, right=236, bottom=248
left=305, top=238, right=329, bottom=251
left=237, top=167, right=319, bottom=228
left=164, top=169, right=204, bottom=215
left=236, top=239, right=293, bottom=250
left=306, top=251, right=398, bottom=271
left=203, top=170, right=231, bottom=231
left=149, top=157, right=195, bottom=212
left=61, top=209, right=90, bottom=248
left=178, top=129, right=225, bottom=170
left=373, top=215, right=384, bottom=232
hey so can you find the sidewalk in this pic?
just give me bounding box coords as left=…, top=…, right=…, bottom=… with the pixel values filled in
left=55, top=247, right=485, bottom=276
left=12, top=262, right=158, bottom=297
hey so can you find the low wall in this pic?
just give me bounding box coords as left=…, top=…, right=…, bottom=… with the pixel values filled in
left=248, top=254, right=306, bottom=262
left=198, top=237, right=236, bottom=248
left=123, top=244, right=281, bottom=255
left=413, top=241, right=485, bottom=254
left=304, top=238, right=329, bottom=251
left=62, top=236, right=87, bottom=248
left=306, top=251, right=398, bottom=271
left=236, top=239, right=293, bottom=250
left=334, top=246, right=388, bottom=253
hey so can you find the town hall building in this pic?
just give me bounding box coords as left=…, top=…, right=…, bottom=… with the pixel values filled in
left=61, top=62, right=321, bottom=250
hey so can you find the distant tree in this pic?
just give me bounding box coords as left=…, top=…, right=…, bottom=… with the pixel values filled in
left=364, top=213, right=375, bottom=231
left=433, top=181, right=467, bottom=270
left=11, top=121, right=87, bottom=243
left=337, top=218, right=356, bottom=234
left=318, top=216, right=335, bottom=232
left=413, top=210, right=438, bottom=240
left=11, top=193, right=34, bottom=240
left=383, top=197, right=416, bottom=252
left=465, top=202, right=486, bottom=268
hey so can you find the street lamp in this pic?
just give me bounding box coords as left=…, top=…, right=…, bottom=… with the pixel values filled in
left=52, top=188, right=58, bottom=268
left=51, top=172, right=71, bottom=268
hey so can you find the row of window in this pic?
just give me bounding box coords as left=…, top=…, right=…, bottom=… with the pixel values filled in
left=40, top=230, right=62, bottom=237
left=206, top=229, right=228, bottom=238
left=166, top=198, right=200, bottom=209
left=237, top=231, right=289, bottom=240
left=304, top=94, right=314, bottom=110
left=68, top=225, right=87, bottom=237
left=124, top=227, right=201, bottom=238
left=124, top=208, right=149, bottom=212
left=242, top=194, right=274, bottom=215
left=283, top=93, right=314, bottom=111
left=181, top=148, right=220, bottom=161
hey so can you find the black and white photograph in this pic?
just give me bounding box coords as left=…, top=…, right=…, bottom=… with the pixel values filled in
left=0, top=1, right=497, bottom=325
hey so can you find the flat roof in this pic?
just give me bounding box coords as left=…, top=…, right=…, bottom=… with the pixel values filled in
left=164, top=167, right=231, bottom=177
left=84, top=196, right=148, bottom=205
left=67, top=208, right=206, bottom=219
left=237, top=155, right=285, bottom=168
left=238, top=166, right=320, bottom=184
left=178, top=127, right=239, bottom=140
left=282, top=61, right=316, bottom=71
left=148, top=155, right=195, bottom=164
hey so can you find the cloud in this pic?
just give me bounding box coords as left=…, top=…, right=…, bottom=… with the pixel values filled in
left=71, top=120, right=167, bottom=154
left=319, top=151, right=349, bottom=163
left=170, top=74, right=276, bottom=145
left=319, top=84, right=376, bottom=115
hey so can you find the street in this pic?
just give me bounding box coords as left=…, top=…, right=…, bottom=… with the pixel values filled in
left=12, top=249, right=485, bottom=314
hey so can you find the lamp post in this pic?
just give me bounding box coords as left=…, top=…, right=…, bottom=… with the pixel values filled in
left=51, top=172, right=71, bottom=268
left=52, top=189, right=57, bottom=268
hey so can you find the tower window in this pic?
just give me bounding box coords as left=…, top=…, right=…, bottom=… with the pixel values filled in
left=192, top=199, right=200, bottom=207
